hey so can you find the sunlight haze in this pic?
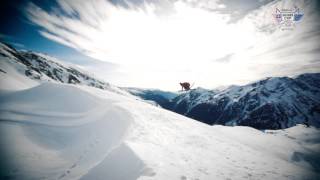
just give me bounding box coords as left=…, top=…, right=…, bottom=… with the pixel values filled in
left=24, top=0, right=320, bottom=90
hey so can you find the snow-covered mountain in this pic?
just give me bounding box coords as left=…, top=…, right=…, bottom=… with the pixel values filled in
left=0, top=42, right=126, bottom=95
left=129, top=75, right=320, bottom=130
left=169, top=75, right=320, bottom=129
left=0, top=42, right=320, bottom=179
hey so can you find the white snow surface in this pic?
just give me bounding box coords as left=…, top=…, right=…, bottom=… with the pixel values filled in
left=0, top=56, right=39, bottom=90
left=0, top=64, right=320, bottom=180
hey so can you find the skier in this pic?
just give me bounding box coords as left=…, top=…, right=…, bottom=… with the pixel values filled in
left=180, top=82, right=191, bottom=91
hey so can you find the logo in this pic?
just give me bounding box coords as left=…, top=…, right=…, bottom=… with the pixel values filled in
left=273, top=6, right=303, bottom=30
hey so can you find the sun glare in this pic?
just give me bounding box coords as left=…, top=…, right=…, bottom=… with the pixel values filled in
left=26, top=0, right=319, bottom=90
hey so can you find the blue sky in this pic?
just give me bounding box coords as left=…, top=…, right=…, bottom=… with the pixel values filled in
left=0, top=0, right=99, bottom=65
left=1, top=0, right=319, bottom=90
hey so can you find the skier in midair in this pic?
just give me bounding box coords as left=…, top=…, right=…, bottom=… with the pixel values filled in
left=180, top=82, right=191, bottom=91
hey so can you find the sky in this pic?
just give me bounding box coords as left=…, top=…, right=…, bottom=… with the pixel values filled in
left=0, top=0, right=320, bottom=90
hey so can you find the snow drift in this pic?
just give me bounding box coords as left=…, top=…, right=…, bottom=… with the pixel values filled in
left=0, top=82, right=140, bottom=180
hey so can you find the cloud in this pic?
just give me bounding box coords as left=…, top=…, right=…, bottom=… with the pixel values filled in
left=214, top=53, right=234, bottom=63
left=25, top=0, right=238, bottom=66
left=226, top=0, right=320, bottom=81
left=24, top=0, right=320, bottom=90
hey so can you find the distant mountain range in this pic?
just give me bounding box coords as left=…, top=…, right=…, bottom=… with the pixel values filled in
left=127, top=75, right=320, bottom=130
left=123, top=87, right=177, bottom=108
left=1, top=41, right=319, bottom=130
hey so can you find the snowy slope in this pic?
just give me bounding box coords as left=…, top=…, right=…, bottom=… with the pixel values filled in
left=1, top=59, right=320, bottom=180
left=169, top=75, right=320, bottom=129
